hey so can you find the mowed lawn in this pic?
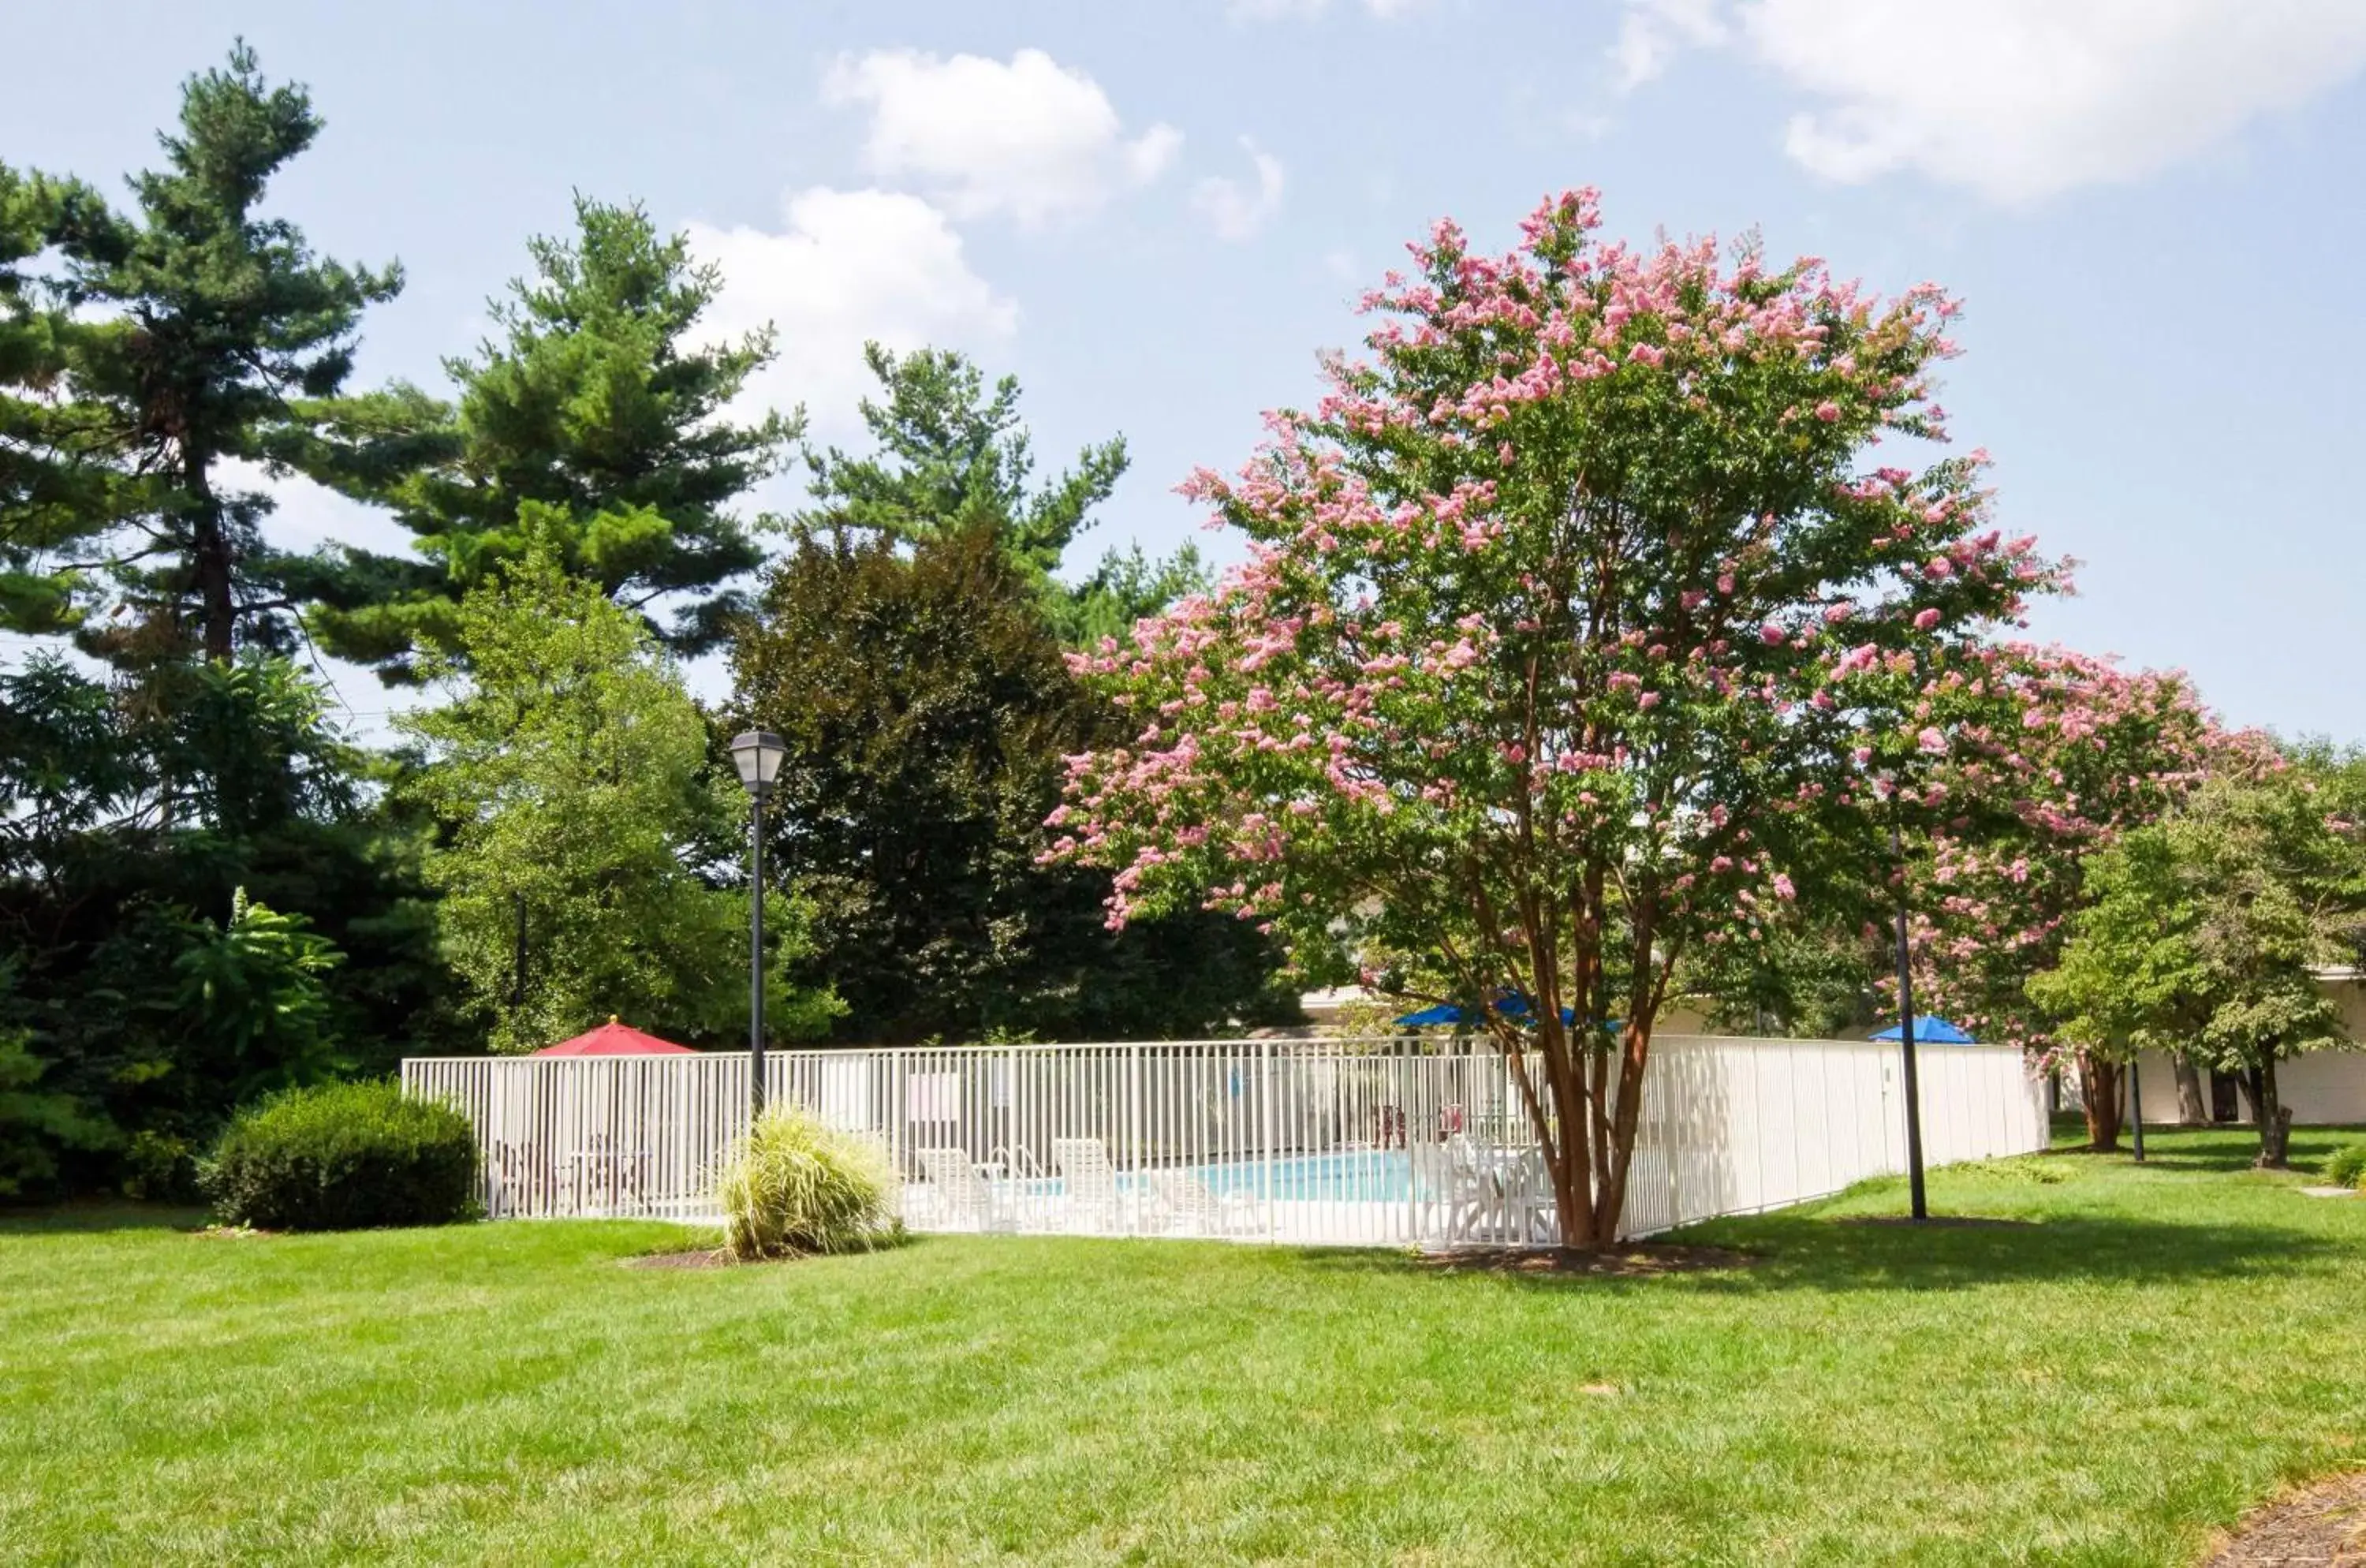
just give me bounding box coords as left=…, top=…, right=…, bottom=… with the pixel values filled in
left=4, top=1127, right=2364, bottom=1566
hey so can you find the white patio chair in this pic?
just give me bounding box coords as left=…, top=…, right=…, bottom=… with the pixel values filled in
left=1145, top=1168, right=1263, bottom=1238
left=1413, top=1139, right=1491, bottom=1242
left=912, top=1147, right=1017, bottom=1233
left=1051, top=1137, right=1124, bottom=1234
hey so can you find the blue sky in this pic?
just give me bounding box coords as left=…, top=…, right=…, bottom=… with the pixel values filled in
left=6, top=0, right=2364, bottom=741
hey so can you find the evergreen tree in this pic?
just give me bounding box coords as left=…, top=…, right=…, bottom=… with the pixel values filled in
left=0, top=164, right=129, bottom=637
left=295, top=196, right=799, bottom=678
left=33, top=42, right=401, bottom=668
left=801, top=343, right=1205, bottom=644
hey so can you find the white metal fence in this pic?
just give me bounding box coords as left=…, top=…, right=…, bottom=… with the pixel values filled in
left=401, top=1035, right=2047, bottom=1247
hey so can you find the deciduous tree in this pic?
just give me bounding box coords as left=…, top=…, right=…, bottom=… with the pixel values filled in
left=2031, top=770, right=2366, bottom=1166
left=1907, top=647, right=2263, bottom=1148
left=399, top=535, right=838, bottom=1051
left=1050, top=191, right=2061, bottom=1245
left=730, top=521, right=1299, bottom=1044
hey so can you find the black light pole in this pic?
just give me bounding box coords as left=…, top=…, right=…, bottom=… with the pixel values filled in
left=2128, top=1056, right=2146, bottom=1162
left=730, top=730, right=786, bottom=1124
left=1890, top=818, right=1930, bottom=1221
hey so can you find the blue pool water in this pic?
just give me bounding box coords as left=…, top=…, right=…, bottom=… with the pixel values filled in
left=1185, top=1149, right=1415, bottom=1202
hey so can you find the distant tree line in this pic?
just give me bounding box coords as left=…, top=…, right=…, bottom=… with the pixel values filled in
left=0, top=43, right=1293, bottom=1199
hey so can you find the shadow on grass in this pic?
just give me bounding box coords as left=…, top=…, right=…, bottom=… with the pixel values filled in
left=0, top=1200, right=208, bottom=1236
left=1293, top=1211, right=2345, bottom=1296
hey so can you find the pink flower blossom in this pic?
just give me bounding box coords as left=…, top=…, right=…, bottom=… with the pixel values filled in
left=1914, top=607, right=1942, bottom=630
left=1814, top=401, right=1841, bottom=422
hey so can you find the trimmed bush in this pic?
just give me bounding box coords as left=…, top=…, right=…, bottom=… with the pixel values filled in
left=716, top=1106, right=901, bottom=1260
left=203, top=1080, right=480, bottom=1230
left=2323, top=1142, right=2366, bottom=1190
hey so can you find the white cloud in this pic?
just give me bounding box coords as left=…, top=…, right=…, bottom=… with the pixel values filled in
left=1192, top=138, right=1287, bottom=241
left=1611, top=0, right=2366, bottom=203
left=1610, top=0, right=1728, bottom=90
left=684, top=187, right=1018, bottom=441
left=821, top=47, right=1181, bottom=226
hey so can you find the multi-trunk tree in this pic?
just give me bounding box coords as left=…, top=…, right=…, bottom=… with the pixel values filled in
left=1049, top=190, right=2062, bottom=1246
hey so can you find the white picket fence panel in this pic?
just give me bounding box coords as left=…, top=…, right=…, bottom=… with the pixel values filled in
left=401, top=1034, right=2047, bottom=1246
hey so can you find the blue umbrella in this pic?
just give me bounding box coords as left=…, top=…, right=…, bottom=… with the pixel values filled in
left=1871, top=1017, right=1976, bottom=1043
left=1392, top=996, right=1622, bottom=1030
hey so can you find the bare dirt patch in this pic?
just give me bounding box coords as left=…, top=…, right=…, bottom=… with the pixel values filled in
left=1413, top=1243, right=1756, bottom=1278
left=622, top=1249, right=733, bottom=1271
left=2203, top=1472, right=2366, bottom=1566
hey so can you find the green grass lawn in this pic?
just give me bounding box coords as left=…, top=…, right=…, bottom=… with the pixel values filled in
left=4, top=1125, right=2364, bottom=1566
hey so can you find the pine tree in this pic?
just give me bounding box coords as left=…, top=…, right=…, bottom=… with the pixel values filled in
left=294, top=196, right=800, bottom=678
left=800, top=343, right=1204, bottom=644
left=36, top=42, right=401, bottom=669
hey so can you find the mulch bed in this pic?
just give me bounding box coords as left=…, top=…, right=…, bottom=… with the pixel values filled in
left=191, top=1224, right=280, bottom=1240
left=2204, top=1472, right=2366, bottom=1566
left=1413, top=1243, right=1756, bottom=1278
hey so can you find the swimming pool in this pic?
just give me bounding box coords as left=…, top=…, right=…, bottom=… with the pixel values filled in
left=1184, top=1148, right=1416, bottom=1203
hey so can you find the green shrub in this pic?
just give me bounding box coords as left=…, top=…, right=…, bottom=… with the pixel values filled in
left=2323, top=1142, right=2366, bottom=1190
left=715, top=1106, right=901, bottom=1260
left=121, top=1130, right=203, bottom=1204
left=203, top=1080, right=480, bottom=1230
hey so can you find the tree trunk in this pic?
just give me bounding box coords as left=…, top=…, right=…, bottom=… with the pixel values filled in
left=1588, top=1018, right=1653, bottom=1245
left=2078, top=1051, right=2123, bottom=1151
left=2254, top=1055, right=2293, bottom=1169
left=2171, top=1058, right=2207, bottom=1126
left=185, top=455, right=236, bottom=663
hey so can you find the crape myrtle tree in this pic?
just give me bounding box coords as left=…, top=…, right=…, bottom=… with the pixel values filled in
left=1904, top=647, right=2268, bottom=1148
left=293, top=196, right=798, bottom=678
left=1049, top=189, right=2062, bottom=1246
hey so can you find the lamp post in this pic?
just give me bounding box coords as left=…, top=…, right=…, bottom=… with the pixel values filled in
left=729, top=730, right=786, bottom=1122
left=1890, top=818, right=1929, bottom=1221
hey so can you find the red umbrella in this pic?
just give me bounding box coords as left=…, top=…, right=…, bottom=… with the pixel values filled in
left=532, top=1016, right=698, bottom=1057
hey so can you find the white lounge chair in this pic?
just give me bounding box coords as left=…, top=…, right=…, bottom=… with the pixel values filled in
left=1145, top=1168, right=1263, bottom=1238
left=912, top=1147, right=1016, bottom=1233
left=1051, top=1137, right=1124, bottom=1234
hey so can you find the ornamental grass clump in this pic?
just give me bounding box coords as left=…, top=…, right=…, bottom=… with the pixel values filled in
left=716, top=1106, right=901, bottom=1260
left=2323, top=1142, right=2366, bottom=1190
left=203, top=1080, right=480, bottom=1230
